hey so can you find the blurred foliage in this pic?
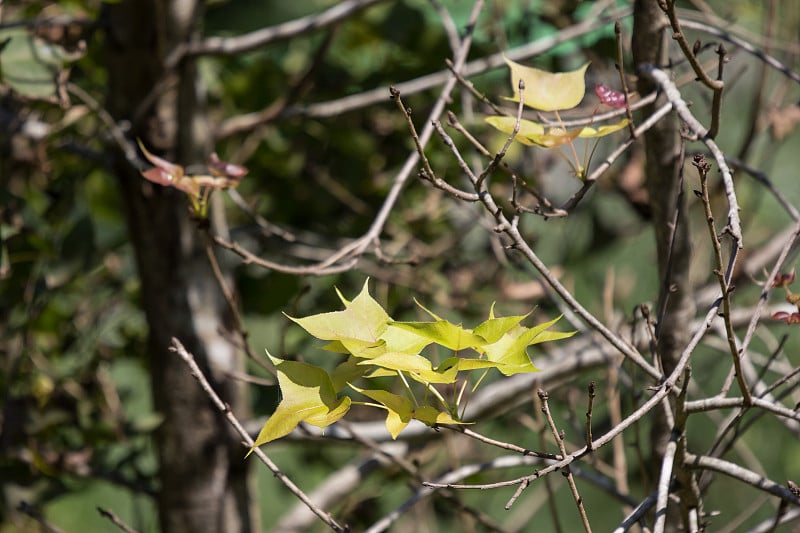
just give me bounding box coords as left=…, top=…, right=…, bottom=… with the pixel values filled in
left=2, top=0, right=800, bottom=531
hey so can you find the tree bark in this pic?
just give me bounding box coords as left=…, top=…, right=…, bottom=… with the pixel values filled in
left=103, top=1, right=255, bottom=532
left=633, top=0, right=697, bottom=528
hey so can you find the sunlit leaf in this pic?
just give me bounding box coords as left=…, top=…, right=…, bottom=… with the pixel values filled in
left=351, top=386, right=413, bottom=439
left=414, top=406, right=468, bottom=427
left=503, top=57, right=589, bottom=111
left=381, top=323, right=432, bottom=354
left=486, top=117, right=628, bottom=148
left=483, top=316, right=575, bottom=375
left=331, top=356, right=369, bottom=392
left=474, top=307, right=531, bottom=344
left=287, top=279, right=390, bottom=347
left=578, top=119, right=630, bottom=138
left=359, top=352, right=459, bottom=384
left=391, top=319, right=486, bottom=352
left=484, top=116, right=545, bottom=146
left=251, top=355, right=351, bottom=450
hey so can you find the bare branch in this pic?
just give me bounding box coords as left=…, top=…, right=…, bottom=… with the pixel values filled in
left=169, top=338, right=346, bottom=533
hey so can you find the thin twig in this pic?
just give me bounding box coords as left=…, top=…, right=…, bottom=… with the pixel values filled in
left=559, top=100, right=673, bottom=213
left=662, top=0, right=725, bottom=138
left=685, top=453, right=800, bottom=505
left=16, top=501, right=65, bottom=533
left=653, top=438, right=677, bottom=533
left=613, top=21, right=636, bottom=137
left=538, top=390, right=592, bottom=531
left=640, top=64, right=743, bottom=246
left=695, top=154, right=751, bottom=404
left=585, top=381, right=596, bottom=451
left=476, top=78, right=526, bottom=189
left=169, top=338, right=346, bottom=533
left=97, top=507, right=138, bottom=533
left=456, top=426, right=561, bottom=460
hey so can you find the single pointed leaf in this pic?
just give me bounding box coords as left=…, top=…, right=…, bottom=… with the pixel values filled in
left=450, top=357, right=506, bottom=371
left=359, top=352, right=458, bottom=384
left=287, top=280, right=390, bottom=345
left=391, top=320, right=486, bottom=352
left=207, top=152, right=248, bottom=180
left=484, top=116, right=545, bottom=146
left=473, top=311, right=531, bottom=344
left=504, top=57, right=590, bottom=111
left=321, top=341, right=350, bottom=354
left=339, top=338, right=387, bottom=359
left=526, top=126, right=584, bottom=148
left=483, top=316, right=575, bottom=376
left=251, top=355, right=350, bottom=449
left=351, top=386, right=413, bottom=439
left=0, top=28, right=80, bottom=100
left=381, top=323, right=432, bottom=354
left=137, top=139, right=184, bottom=181
left=414, top=406, right=469, bottom=427
left=522, top=315, right=571, bottom=344
left=578, top=119, right=630, bottom=138
left=485, top=117, right=583, bottom=148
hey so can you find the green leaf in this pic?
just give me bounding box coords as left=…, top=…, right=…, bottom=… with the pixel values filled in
left=484, top=116, right=545, bottom=146
left=486, top=117, right=628, bottom=148
left=578, top=119, right=630, bottom=138
left=483, top=316, right=575, bottom=376
left=391, top=319, right=486, bottom=352
left=414, top=406, right=469, bottom=427
left=351, top=386, right=413, bottom=439
left=0, top=28, right=82, bottom=100
left=485, top=116, right=582, bottom=148
left=359, top=352, right=459, bottom=384
left=331, top=356, right=369, bottom=392
left=287, top=279, right=390, bottom=347
left=503, top=57, right=589, bottom=111
left=251, top=355, right=351, bottom=450
left=381, top=323, right=432, bottom=354
left=473, top=307, right=531, bottom=344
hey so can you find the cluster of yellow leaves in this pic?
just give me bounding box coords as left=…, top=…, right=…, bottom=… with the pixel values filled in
left=251, top=281, right=574, bottom=450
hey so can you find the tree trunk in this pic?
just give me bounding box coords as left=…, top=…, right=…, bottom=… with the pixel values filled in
left=633, top=0, right=696, bottom=529
left=103, top=1, right=255, bottom=531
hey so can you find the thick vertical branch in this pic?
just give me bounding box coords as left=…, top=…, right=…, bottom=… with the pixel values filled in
left=632, top=0, right=695, bottom=493
left=104, top=1, right=254, bottom=532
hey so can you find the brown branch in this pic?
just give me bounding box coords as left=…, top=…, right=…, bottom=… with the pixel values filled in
left=166, top=0, right=387, bottom=66
left=538, top=389, right=592, bottom=531
left=169, top=338, right=347, bottom=533
left=613, top=21, right=636, bottom=137
left=685, top=454, right=800, bottom=506
left=694, top=154, right=751, bottom=404
left=662, top=0, right=724, bottom=138
left=640, top=65, right=743, bottom=246
left=97, top=507, right=138, bottom=533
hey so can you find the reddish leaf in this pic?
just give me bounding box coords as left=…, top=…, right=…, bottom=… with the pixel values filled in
left=594, top=83, right=627, bottom=109
left=772, top=311, right=800, bottom=324
left=208, top=152, right=248, bottom=180
left=772, top=271, right=796, bottom=288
